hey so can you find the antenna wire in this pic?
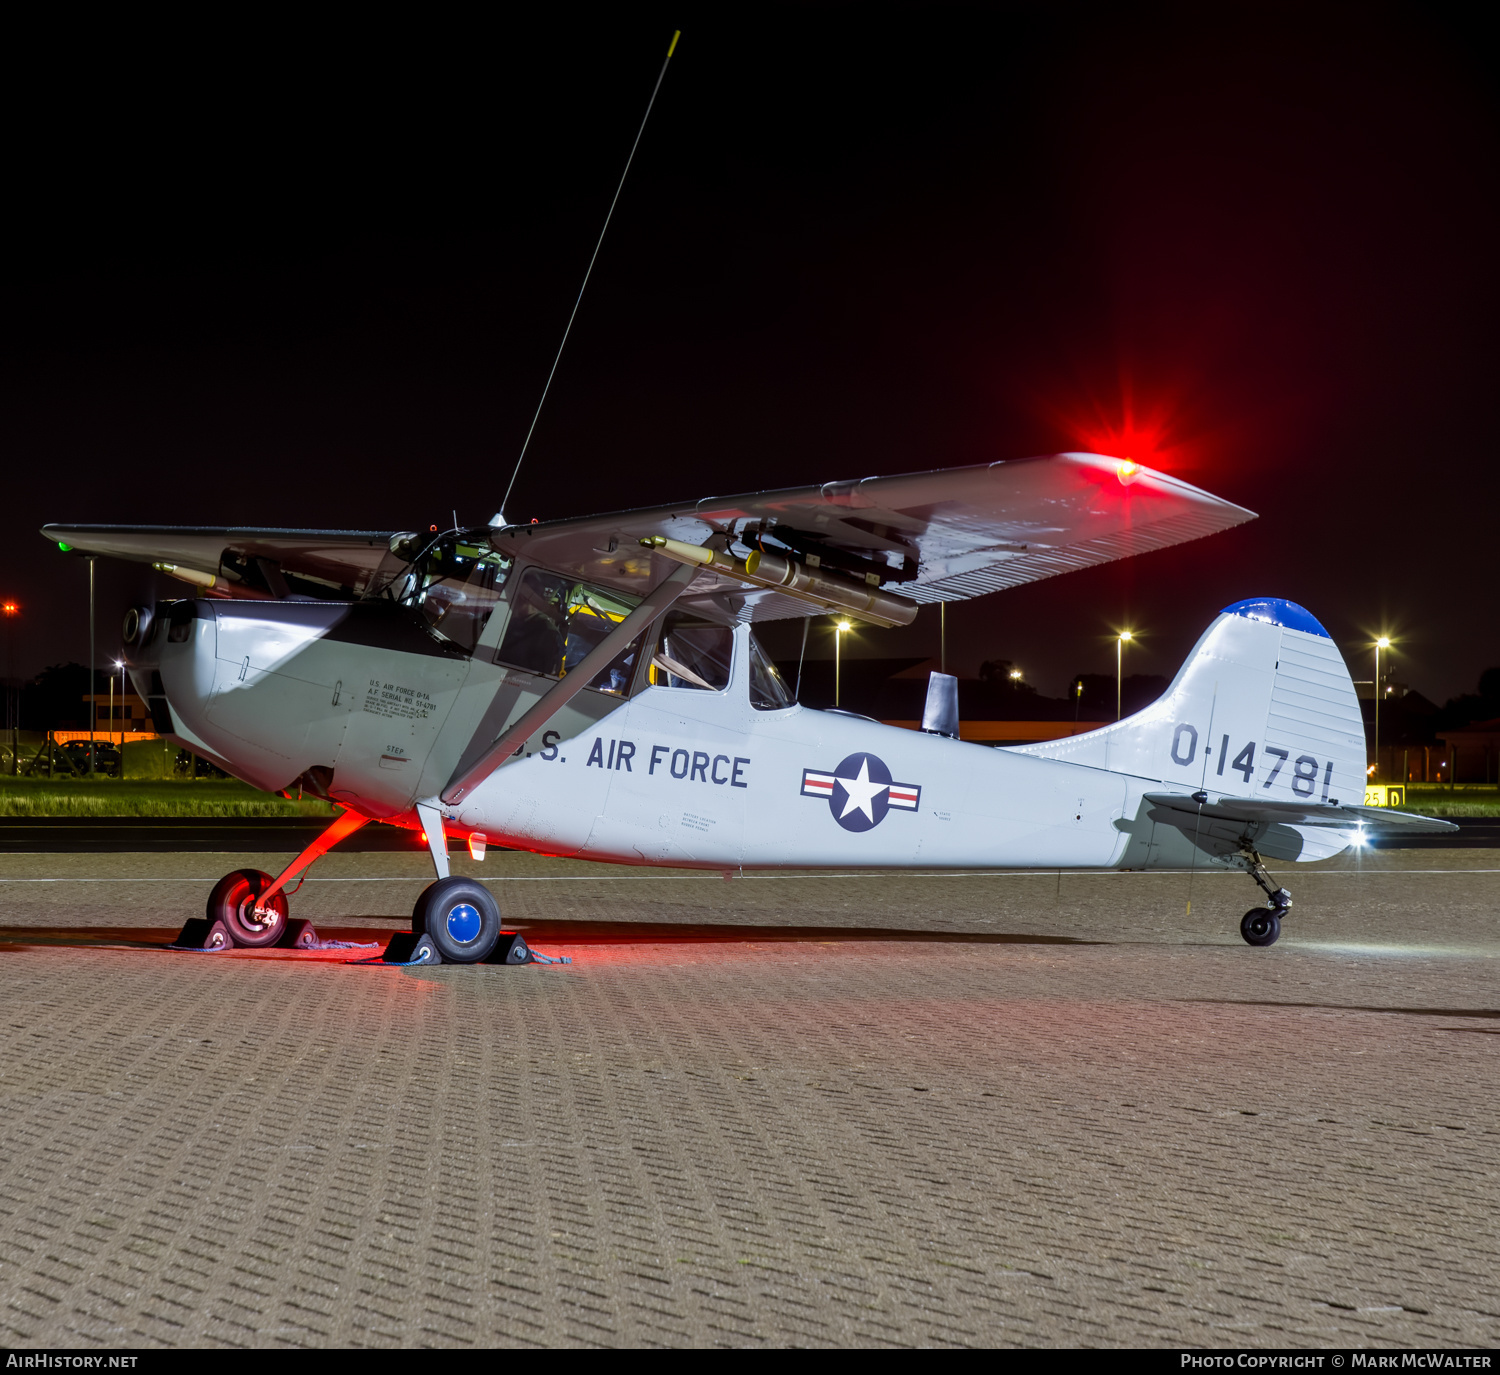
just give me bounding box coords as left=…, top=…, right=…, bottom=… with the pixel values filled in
left=496, top=29, right=682, bottom=524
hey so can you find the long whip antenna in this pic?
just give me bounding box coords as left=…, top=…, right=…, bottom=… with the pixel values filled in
left=495, top=29, right=681, bottom=525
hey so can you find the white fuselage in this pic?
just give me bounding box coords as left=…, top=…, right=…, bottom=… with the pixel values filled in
left=133, top=587, right=1352, bottom=873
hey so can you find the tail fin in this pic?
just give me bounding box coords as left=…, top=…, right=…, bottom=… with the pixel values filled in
left=1017, top=599, right=1366, bottom=807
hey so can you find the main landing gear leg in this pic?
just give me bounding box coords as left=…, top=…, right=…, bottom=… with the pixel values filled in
left=1235, top=847, right=1290, bottom=947
left=173, top=807, right=370, bottom=950
left=391, top=801, right=506, bottom=965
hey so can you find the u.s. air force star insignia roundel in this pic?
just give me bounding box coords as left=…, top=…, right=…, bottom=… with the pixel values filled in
left=800, top=753, right=921, bottom=832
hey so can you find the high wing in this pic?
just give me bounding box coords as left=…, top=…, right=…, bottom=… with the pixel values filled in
left=1144, top=793, right=1458, bottom=835
left=41, top=453, right=1254, bottom=616
left=36, top=525, right=410, bottom=600
left=489, top=452, right=1255, bottom=620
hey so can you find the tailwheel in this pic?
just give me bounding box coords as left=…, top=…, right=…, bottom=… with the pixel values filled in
left=208, top=868, right=289, bottom=948
left=418, top=877, right=501, bottom=963
left=1240, top=908, right=1282, bottom=947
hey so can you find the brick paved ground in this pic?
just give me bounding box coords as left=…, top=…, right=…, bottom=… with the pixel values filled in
left=0, top=847, right=1496, bottom=1348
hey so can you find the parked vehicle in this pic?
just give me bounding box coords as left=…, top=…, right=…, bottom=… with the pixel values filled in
left=60, top=739, right=122, bottom=777
left=174, top=749, right=227, bottom=780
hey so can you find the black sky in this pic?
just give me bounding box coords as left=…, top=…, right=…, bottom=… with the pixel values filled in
left=2, top=4, right=1496, bottom=700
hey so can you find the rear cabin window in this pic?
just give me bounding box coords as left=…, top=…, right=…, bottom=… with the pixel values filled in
left=748, top=632, right=794, bottom=709
left=497, top=568, right=643, bottom=696
left=649, top=612, right=733, bottom=691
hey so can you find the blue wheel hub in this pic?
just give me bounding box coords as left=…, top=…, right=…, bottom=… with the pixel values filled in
left=445, top=902, right=482, bottom=944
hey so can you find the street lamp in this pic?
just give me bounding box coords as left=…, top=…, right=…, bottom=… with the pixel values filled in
left=834, top=619, right=851, bottom=707
left=1374, top=636, right=1391, bottom=782
left=85, top=555, right=96, bottom=776
left=2, top=601, right=17, bottom=776
left=1008, top=668, right=1022, bottom=682
left=1116, top=631, right=1133, bottom=721
left=113, top=660, right=126, bottom=752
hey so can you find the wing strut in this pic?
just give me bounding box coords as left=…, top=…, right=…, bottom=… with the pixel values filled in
left=439, top=560, right=698, bottom=805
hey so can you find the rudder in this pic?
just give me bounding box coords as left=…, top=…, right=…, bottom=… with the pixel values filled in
left=1016, top=598, right=1366, bottom=808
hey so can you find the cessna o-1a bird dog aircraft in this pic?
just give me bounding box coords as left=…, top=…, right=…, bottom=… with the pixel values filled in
left=45, top=452, right=1450, bottom=961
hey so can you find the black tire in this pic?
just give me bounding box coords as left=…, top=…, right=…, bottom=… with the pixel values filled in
left=1240, top=908, right=1281, bottom=947
left=421, top=877, right=501, bottom=963
left=208, top=868, right=288, bottom=948
left=412, top=883, right=436, bottom=934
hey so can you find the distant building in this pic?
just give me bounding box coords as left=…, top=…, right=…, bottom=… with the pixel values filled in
left=75, top=691, right=156, bottom=743
left=778, top=654, right=1120, bottom=746
left=882, top=719, right=1104, bottom=746
left=1436, top=718, right=1500, bottom=784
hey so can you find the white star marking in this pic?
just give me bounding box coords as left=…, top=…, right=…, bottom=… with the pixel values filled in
left=837, top=758, right=889, bottom=823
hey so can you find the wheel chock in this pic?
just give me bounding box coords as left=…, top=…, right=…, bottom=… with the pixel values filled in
left=487, top=933, right=534, bottom=965
left=170, top=917, right=234, bottom=951
left=375, top=930, right=562, bottom=966
left=381, top=931, right=442, bottom=964
left=280, top=919, right=321, bottom=950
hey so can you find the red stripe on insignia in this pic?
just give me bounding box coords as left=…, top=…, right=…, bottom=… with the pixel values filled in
left=802, top=771, right=835, bottom=796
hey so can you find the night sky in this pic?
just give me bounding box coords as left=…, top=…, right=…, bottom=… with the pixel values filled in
left=2, top=6, right=1495, bottom=701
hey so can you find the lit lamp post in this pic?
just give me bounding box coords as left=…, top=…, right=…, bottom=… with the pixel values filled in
left=1116, top=631, right=1133, bottom=721
left=2, top=600, right=17, bottom=776
left=1374, top=636, right=1391, bottom=783
left=86, top=555, right=96, bottom=777
left=834, top=619, right=851, bottom=707
left=112, top=657, right=128, bottom=770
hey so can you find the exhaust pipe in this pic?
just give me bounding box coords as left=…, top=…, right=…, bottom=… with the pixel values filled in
left=122, top=605, right=155, bottom=648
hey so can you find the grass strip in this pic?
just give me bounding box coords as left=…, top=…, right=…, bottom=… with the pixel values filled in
left=0, top=779, right=335, bottom=818
left=1397, top=786, right=1500, bottom=817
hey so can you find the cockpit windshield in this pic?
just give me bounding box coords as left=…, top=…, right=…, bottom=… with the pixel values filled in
left=399, top=532, right=513, bottom=652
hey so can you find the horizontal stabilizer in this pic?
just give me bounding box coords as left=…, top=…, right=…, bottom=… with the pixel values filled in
left=1144, top=792, right=1458, bottom=834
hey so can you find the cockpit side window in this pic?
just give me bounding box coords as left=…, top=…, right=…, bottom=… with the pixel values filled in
left=649, top=611, right=733, bottom=691
left=495, top=567, right=644, bottom=696
left=748, top=631, right=795, bottom=709
left=405, top=534, right=513, bottom=653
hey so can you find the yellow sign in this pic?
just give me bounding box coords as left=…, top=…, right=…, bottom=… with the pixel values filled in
left=1364, top=784, right=1405, bottom=808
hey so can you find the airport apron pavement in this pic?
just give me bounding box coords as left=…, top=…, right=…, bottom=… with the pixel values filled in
left=0, top=846, right=1496, bottom=1348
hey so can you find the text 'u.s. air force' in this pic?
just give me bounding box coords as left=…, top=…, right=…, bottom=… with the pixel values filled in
left=580, top=737, right=750, bottom=787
